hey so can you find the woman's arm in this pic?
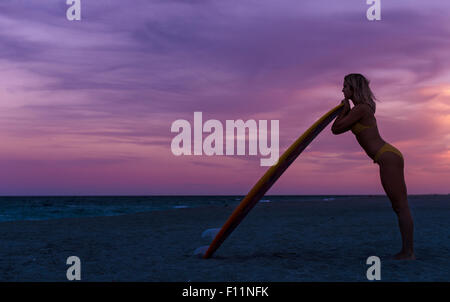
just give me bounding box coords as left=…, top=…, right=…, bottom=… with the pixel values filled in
left=331, top=99, right=351, bottom=134
left=332, top=101, right=368, bottom=135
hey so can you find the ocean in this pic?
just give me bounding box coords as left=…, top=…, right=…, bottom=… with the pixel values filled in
left=0, top=195, right=449, bottom=222
left=0, top=195, right=372, bottom=222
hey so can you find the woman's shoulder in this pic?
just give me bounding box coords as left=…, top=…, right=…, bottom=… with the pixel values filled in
left=355, top=103, right=375, bottom=115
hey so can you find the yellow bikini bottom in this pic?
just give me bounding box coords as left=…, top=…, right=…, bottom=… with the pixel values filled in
left=373, top=143, right=403, bottom=164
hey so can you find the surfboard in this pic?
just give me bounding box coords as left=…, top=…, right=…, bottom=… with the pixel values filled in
left=202, top=103, right=345, bottom=259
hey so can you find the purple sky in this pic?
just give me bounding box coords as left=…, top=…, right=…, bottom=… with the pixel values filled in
left=0, top=0, right=449, bottom=195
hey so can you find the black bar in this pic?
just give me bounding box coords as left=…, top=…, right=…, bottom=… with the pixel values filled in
left=0, top=282, right=448, bottom=299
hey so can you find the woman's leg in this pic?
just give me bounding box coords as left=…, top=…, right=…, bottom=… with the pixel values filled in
left=378, top=151, right=415, bottom=260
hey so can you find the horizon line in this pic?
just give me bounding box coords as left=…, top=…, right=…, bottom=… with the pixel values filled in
left=0, top=193, right=448, bottom=197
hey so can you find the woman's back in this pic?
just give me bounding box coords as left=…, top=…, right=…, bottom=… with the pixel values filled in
left=351, top=104, right=386, bottom=161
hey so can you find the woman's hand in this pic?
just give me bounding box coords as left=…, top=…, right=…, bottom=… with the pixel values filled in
left=340, top=98, right=350, bottom=107
left=339, top=98, right=350, bottom=114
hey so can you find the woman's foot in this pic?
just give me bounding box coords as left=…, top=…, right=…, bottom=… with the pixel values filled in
left=392, top=251, right=416, bottom=260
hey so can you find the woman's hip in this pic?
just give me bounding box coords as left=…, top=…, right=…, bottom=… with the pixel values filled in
left=373, top=143, right=403, bottom=164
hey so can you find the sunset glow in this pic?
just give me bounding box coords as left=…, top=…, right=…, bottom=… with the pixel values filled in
left=0, top=0, right=449, bottom=195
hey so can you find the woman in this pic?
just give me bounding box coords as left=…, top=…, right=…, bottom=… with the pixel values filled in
left=331, top=73, right=415, bottom=260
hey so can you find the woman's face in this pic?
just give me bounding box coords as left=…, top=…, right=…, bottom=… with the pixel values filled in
left=342, top=81, right=353, bottom=99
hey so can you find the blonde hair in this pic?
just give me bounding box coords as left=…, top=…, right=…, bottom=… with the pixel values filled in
left=344, top=73, right=377, bottom=113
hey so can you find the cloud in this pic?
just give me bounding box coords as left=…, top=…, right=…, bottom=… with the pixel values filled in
left=0, top=0, right=449, bottom=194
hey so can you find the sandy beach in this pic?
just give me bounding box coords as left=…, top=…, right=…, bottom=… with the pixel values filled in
left=0, top=195, right=448, bottom=282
